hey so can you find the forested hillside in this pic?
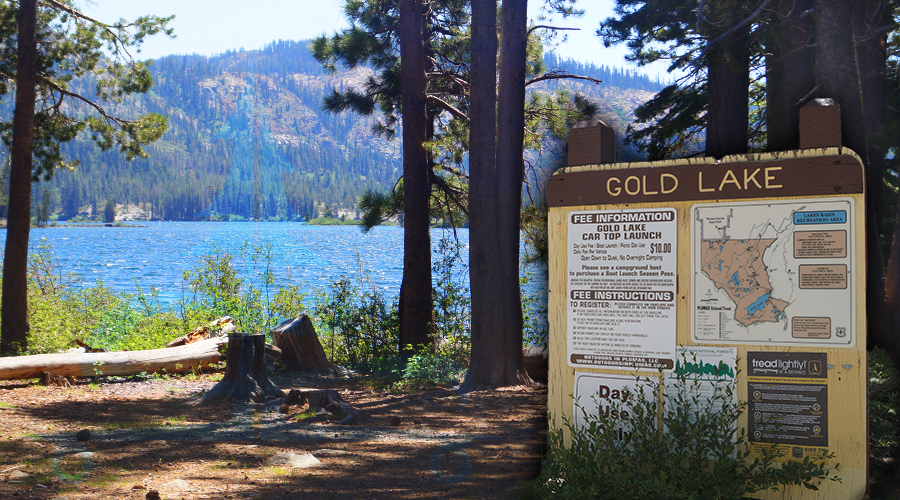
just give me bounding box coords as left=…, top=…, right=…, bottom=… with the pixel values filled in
left=0, top=41, right=662, bottom=221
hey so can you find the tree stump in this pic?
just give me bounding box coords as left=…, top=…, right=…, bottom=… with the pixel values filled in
left=300, top=389, right=357, bottom=415
left=271, top=315, right=344, bottom=375
left=200, top=333, right=284, bottom=405
left=523, top=345, right=549, bottom=383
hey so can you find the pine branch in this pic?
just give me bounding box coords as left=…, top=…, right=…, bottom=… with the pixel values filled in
left=693, top=0, right=773, bottom=65
left=525, top=72, right=602, bottom=87
left=36, top=74, right=130, bottom=127
left=426, top=95, right=468, bottom=122
left=42, top=0, right=110, bottom=27
left=429, top=172, right=468, bottom=217
left=527, top=25, right=579, bottom=36
left=426, top=66, right=470, bottom=89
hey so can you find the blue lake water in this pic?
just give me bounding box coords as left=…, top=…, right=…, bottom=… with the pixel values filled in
left=0, top=221, right=547, bottom=308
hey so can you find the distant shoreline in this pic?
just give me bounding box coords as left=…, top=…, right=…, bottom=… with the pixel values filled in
left=0, top=218, right=408, bottom=228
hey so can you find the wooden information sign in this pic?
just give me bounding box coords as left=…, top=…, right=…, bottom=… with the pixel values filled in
left=546, top=148, right=867, bottom=499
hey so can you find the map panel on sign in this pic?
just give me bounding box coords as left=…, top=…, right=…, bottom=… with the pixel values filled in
left=691, top=198, right=854, bottom=347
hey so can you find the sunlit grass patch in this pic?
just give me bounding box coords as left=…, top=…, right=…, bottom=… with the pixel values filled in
left=164, top=416, right=187, bottom=426
left=292, top=408, right=318, bottom=420
left=101, top=418, right=158, bottom=431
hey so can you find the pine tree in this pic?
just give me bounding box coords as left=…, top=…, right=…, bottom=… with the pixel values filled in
left=103, top=199, right=115, bottom=223
left=0, top=0, right=173, bottom=354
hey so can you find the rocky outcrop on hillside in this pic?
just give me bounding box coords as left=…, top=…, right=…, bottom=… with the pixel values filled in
left=75, top=204, right=152, bottom=221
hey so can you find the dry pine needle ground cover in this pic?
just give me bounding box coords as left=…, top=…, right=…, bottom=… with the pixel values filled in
left=0, top=371, right=548, bottom=499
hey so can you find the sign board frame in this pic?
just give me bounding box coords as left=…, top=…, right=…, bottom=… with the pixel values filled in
left=546, top=148, right=867, bottom=500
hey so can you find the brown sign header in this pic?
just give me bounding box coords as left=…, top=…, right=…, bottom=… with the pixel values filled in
left=546, top=154, right=864, bottom=207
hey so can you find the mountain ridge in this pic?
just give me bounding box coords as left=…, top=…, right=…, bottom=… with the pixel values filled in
left=0, top=40, right=663, bottom=221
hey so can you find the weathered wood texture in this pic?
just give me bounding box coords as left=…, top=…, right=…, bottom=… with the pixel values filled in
left=0, top=337, right=227, bottom=380
left=547, top=150, right=867, bottom=499
left=200, top=333, right=284, bottom=405
left=799, top=99, right=841, bottom=149
left=567, top=120, right=615, bottom=167
left=271, top=315, right=343, bottom=375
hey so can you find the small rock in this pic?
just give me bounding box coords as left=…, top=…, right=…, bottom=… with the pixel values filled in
left=265, top=452, right=321, bottom=469
left=8, top=470, right=29, bottom=480
left=73, top=451, right=95, bottom=460
left=75, top=429, right=91, bottom=442
left=160, top=479, right=191, bottom=492
left=339, top=414, right=358, bottom=425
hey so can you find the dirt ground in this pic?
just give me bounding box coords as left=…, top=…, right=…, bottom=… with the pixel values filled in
left=0, top=371, right=548, bottom=500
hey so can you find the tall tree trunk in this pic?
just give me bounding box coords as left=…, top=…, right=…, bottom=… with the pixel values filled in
left=813, top=0, right=889, bottom=357
left=398, top=0, right=432, bottom=356
left=468, top=0, right=499, bottom=385
left=470, top=0, right=529, bottom=387
left=857, top=0, right=900, bottom=362
left=814, top=0, right=866, bottom=154
left=855, top=0, right=887, bottom=225
left=706, top=23, right=750, bottom=159
left=1, top=0, right=38, bottom=356
left=766, top=0, right=815, bottom=152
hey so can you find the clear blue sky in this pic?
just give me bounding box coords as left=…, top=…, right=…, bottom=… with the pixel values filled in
left=82, top=0, right=671, bottom=82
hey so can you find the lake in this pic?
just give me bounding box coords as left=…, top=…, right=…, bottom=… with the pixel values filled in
left=0, top=222, right=547, bottom=308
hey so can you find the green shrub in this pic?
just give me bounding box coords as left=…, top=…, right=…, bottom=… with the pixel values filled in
left=529, top=357, right=840, bottom=499
left=402, top=351, right=466, bottom=384
left=432, top=237, right=471, bottom=363
left=311, top=262, right=399, bottom=366
left=24, top=241, right=119, bottom=354
left=180, top=242, right=280, bottom=334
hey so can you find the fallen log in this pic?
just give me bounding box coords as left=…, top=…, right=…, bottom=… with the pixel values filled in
left=165, top=317, right=237, bottom=348
left=0, top=337, right=227, bottom=380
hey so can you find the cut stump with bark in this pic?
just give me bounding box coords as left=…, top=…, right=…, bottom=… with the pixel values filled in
left=200, top=333, right=284, bottom=405
left=271, top=315, right=344, bottom=375
left=523, top=345, right=548, bottom=384
left=301, top=389, right=357, bottom=416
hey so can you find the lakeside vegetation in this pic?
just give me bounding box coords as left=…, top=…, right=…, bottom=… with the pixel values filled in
left=13, top=239, right=545, bottom=372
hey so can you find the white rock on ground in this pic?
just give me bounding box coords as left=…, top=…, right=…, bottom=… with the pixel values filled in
left=265, top=452, right=321, bottom=468
left=8, top=470, right=29, bottom=480
left=160, top=479, right=191, bottom=492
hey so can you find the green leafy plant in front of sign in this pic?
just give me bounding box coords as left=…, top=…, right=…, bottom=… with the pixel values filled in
left=527, top=354, right=840, bottom=500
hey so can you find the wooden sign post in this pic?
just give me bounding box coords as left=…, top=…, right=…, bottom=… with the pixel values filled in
left=546, top=147, right=867, bottom=499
